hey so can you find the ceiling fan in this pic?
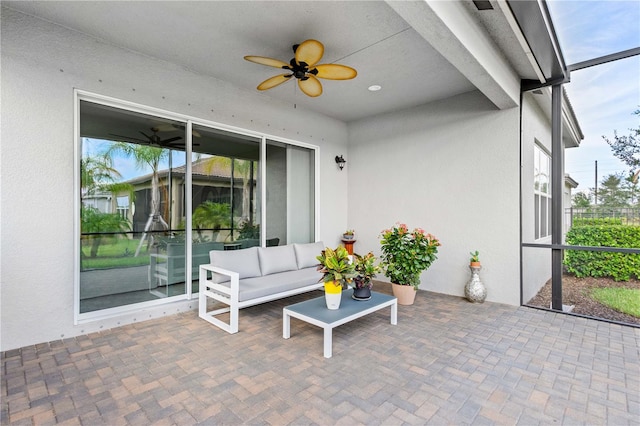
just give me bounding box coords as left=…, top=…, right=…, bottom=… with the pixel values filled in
left=155, top=123, right=202, bottom=138
left=244, top=39, right=357, bottom=97
left=110, top=127, right=196, bottom=148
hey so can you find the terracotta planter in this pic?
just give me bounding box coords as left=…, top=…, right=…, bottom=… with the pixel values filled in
left=391, top=283, right=417, bottom=305
left=470, top=261, right=481, bottom=268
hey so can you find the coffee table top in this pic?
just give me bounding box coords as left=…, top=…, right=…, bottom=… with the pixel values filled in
left=284, top=291, right=396, bottom=325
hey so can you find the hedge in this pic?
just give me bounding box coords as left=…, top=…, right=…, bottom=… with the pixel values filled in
left=564, top=222, right=640, bottom=281
left=572, top=218, right=623, bottom=226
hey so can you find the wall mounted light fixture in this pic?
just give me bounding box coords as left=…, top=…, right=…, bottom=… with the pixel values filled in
left=335, top=155, right=346, bottom=170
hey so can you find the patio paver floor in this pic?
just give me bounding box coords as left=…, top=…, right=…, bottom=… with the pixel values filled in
left=2, top=283, right=639, bottom=425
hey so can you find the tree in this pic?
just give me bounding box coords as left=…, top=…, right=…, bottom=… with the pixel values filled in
left=572, top=192, right=591, bottom=208
left=80, top=154, right=134, bottom=258
left=202, top=156, right=255, bottom=224
left=597, top=174, right=629, bottom=207
left=603, top=108, right=640, bottom=183
left=81, top=205, right=131, bottom=258
left=81, top=154, right=121, bottom=196
left=192, top=201, right=231, bottom=241
left=105, top=142, right=169, bottom=255
left=621, top=173, right=640, bottom=206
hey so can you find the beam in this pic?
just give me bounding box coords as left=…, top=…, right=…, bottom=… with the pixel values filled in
left=386, top=0, right=520, bottom=109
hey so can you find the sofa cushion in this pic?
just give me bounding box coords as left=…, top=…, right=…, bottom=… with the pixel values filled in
left=258, top=245, right=298, bottom=276
left=237, top=267, right=322, bottom=302
left=209, top=247, right=261, bottom=283
left=293, top=241, right=324, bottom=269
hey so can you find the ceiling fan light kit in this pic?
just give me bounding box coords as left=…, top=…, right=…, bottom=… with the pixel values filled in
left=244, top=39, right=357, bottom=97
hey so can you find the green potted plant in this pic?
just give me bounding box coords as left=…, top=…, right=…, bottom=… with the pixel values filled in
left=316, top=246, right=356, bottom=309
left=342, top=229, right=355, bottom=240
left=352, top=252, right=381, bottom=301
left=379, top=223, right=441, bottom=305
left=470, top=250, right=480, bottom=267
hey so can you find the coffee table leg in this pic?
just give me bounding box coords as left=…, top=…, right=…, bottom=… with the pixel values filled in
left=391, top=301, right=398, bottom=325
left=323, top=327, right=332, bottom=358
left=283, top=311, right=290, bottom=339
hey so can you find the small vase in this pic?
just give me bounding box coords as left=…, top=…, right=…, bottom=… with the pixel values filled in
left=324, top=282, right=342, bottom=310
left=391, top=283, right=417, bottom=305
left=352, top=286, right=371, bottom=301
left=465, top=265, right=486, bottom=303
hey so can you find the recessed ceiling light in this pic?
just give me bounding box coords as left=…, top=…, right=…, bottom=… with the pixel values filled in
left=368, top=85, right=382, bottom=92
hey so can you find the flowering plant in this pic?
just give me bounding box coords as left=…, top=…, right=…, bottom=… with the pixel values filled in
left=379, top=223, right=441, bottom=289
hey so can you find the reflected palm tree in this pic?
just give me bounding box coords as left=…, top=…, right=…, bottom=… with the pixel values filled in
left=105, top=142, right=169, bottom=256
left=202, top=156, right=256, bottom=227
left=81, top=154, right=121, bottom=195
left=192, top=201, right=231, bottom=241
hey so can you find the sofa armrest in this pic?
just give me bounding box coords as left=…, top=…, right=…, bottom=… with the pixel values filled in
left=199, top=264, right=239, bottom=301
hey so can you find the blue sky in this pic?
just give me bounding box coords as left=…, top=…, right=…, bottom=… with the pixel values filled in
left=547, top=0, right=640, bottom=192
left=83, top=138, right=187, bottom=182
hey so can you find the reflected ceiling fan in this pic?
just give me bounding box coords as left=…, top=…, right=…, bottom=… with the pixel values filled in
left=110, top=127, right=197, bottom=148
left=244, top=39, right=357, bottom=97
left=155, top=123, right=202, bottom=138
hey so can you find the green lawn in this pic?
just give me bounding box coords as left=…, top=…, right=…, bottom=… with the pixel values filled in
left=590, top=288, right=640, bottom=318
left=81, top=238, right=150, bottom=270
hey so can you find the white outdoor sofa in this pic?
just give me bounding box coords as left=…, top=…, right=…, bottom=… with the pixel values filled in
left=198, top=241, right=325, bottom=333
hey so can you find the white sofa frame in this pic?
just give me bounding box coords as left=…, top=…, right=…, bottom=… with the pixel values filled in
left=198, top=264, right=323, bottom=334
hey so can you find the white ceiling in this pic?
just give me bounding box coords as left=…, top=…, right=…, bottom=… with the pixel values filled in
left=3, top=1, right=534, bottom=122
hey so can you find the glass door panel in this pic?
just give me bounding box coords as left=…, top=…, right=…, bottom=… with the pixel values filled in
left=266, top=140, right=315, bottom=244
left=79, top=101, right=187, bottom=312
left=191, top=124, right=260, bottom=292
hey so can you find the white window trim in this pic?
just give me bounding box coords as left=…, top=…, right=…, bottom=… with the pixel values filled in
left=534, top=143, right=552, bottom=240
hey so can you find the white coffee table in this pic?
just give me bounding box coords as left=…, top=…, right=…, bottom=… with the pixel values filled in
left=283, top=291, right=397, bottom=358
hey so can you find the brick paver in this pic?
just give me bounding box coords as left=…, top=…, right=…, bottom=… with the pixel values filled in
left=2, top=284, right=639, bottom=424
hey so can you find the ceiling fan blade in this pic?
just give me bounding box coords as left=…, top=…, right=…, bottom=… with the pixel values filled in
left=244, top=56, right=289, bottom=69
left=257, top=74, right=292, bottom=91
left=155, top=123, right=201, bottom=138
left=109, top=133, right=148, bottom=143
left=168, top=142, right=200, bottom=148
left=298, top=75, right=322, bottom=97
left=312, top=64, right=357, bottom=80
left=155, top=123, right=175, bottom=132
left=161, top=137, right=182, bottom=144
left=139, top=131, right=152, bottom=140
left=295, top=39, right=324, bottom=67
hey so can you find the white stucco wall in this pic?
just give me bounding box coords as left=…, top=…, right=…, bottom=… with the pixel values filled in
left=521, top=93, right=553, bottom=303
left=0, top=9, right=349, bottom=351
left=347, top=91, right=521, bottom=305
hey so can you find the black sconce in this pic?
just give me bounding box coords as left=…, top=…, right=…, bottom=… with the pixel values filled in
left=335, top=155, right=346, bottom=171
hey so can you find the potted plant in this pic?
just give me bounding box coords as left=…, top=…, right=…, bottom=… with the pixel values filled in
left=316, top=246, right=356, bottom=309
left=470, top=250, right=480, bottom=268
left=352, top=252, right=381, bottom=301
left=342, top=229, right=355, bottom=240
left=465, top=250, right=486, bottom=303
left=379, top=223, right=441, bottom=305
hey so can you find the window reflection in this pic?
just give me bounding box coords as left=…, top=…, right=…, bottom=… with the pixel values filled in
left=79, top=101, right=187, bottom=312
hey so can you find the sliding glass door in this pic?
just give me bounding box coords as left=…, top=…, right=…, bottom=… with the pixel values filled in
left=76, top=94, right=317, bottom=321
